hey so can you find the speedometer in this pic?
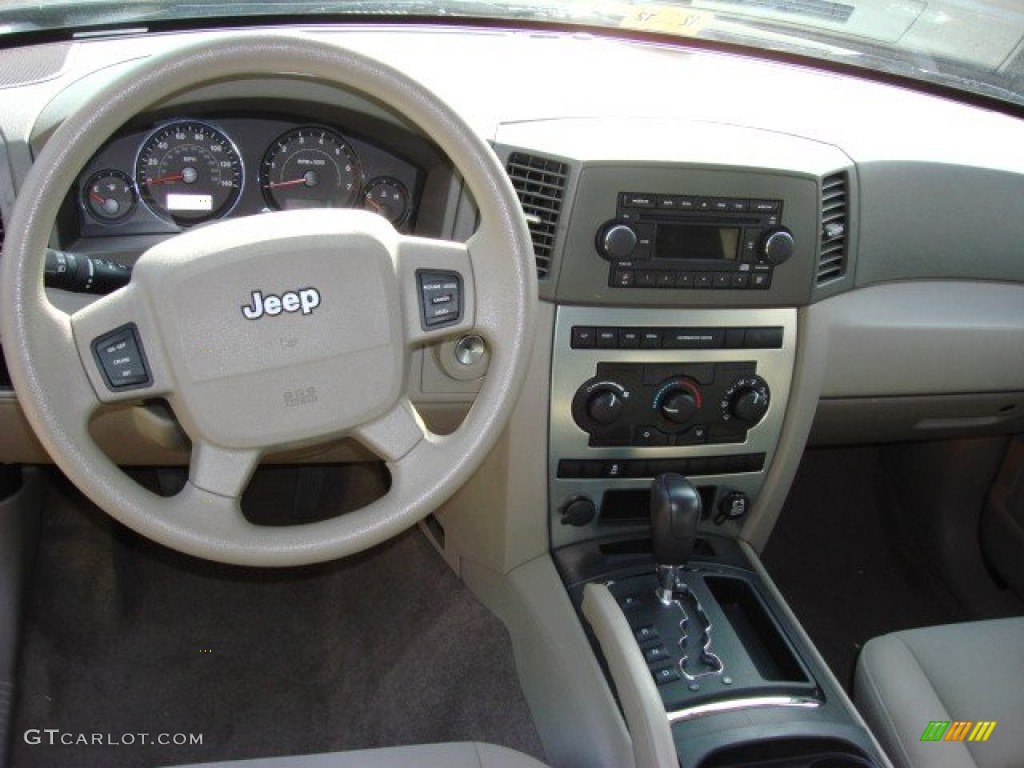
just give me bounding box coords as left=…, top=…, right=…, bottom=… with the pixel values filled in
left=135, top=121, right=243, bottom=225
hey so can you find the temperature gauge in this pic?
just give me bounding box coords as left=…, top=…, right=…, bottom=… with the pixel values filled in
left=363, top=177, right=411, bottom=228
left=83, top=170, right=137, bottom=223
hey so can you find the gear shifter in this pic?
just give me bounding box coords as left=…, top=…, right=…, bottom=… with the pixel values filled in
left=650, top=473, right=702, bottom=604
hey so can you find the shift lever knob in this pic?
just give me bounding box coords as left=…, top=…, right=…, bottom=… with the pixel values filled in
left=650, top=474, right=701, bottom=604
left=651, top=473, right=702, bottom=565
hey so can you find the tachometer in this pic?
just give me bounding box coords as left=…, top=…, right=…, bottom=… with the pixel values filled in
left=259, top=127, right=363, bottom=210
left=135, top=121, right=243, bottom=225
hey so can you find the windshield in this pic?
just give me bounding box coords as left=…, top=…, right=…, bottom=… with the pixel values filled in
left=1, top=0, right=1023, bottom=107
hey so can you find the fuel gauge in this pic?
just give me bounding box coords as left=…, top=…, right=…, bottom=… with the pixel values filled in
left=83, top=169, right=137, bottom=223
left=363, top=177, right=411, bottom=228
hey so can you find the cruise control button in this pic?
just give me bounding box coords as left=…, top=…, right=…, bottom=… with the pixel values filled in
left=92, top=324, right=151, bottom=390
left=418, top=270, right=462, bottom=328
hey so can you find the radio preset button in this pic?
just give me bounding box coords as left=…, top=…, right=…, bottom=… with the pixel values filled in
left=613, top=268, right=635, bottom=287
left=731, top=273, right=751, bottom=289
left=675, top=272, right=694, bottom=288
left=713, top=273, right=732, bottom=289
left=694, top=273, right=713, bottom=289
left=656, top=272, right=675, bottom=288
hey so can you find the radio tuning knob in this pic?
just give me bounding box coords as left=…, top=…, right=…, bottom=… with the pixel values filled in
left=761, top=227, right=795, bottom=266
left=598, top=223, right=638, bottom=260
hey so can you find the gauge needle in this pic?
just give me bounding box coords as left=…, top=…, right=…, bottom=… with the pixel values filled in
left=90, top=192, right=106, bottom=203
left=365, top=196, right=383, bottom=212
left=267, top=178, right=309, bottom=189
left=147, top=173, right=184, bottom=185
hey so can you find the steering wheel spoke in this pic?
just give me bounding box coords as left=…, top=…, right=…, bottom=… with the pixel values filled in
left=69, top=284, right=173, bottom=403
left=352, top=398, right=428, bottom=463
left=397, top=235, right=476, bottom=346
left=189, top=441, right=261, bottom=499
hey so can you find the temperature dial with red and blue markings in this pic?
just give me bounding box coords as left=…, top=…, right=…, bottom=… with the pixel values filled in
left=653, top=377, right=703, bottom=426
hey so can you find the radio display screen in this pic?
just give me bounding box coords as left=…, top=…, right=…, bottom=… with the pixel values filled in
left=655, top=224, right=739, bottom=261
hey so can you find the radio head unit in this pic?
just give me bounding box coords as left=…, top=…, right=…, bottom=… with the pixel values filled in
left=597, top=193, right=794, bottom=291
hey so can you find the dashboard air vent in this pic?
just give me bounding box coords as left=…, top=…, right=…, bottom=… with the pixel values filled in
left=505, top=152, right=568, bottom=279
left=818, top=172, right=848, bottom=285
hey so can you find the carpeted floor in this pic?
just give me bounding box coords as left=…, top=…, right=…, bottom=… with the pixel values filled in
left=10, top=468, right=544, bottom=768
left=762, top=447, right=968, bottom=691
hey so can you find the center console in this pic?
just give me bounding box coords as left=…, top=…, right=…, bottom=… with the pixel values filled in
left=512, top=141, right=886, bottom=766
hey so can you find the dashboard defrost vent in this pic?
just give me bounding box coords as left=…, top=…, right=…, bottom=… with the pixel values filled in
left=715, top=0, right=853, bottom=23
left=817, top=172, right=848, bottom=284
left=505, top=152, right=568, bottom=279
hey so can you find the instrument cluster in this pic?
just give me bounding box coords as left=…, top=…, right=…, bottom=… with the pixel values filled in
left=75, top=115, right=420, bottom=238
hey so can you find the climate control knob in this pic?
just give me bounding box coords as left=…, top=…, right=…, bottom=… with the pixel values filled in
left=587, top=388, right=626, bottom=425
left=723, top=375, right=771, bottom=426
left=761, top=227, right=795, bottom=266
left=598, top=223, right=638, bottom=260
left=654, top=378, right=702, bottom=426
left=660, top=391, right=699, bottom=424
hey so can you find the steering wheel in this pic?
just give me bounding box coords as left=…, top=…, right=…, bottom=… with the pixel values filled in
left=0, top=35, right=536, bottom=566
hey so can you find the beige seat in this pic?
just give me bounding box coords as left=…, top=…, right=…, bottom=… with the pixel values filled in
left=854, top=617, right=1024, bottom=768
left=173, top=742, right=551, bottom=768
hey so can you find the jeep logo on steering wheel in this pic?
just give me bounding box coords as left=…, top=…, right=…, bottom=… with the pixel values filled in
left=241, top=287, right=321, bottom=320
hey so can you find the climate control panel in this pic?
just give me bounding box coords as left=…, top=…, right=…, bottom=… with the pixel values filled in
left=549, top=306, right=797, bottom=551
left=572, top=362, right=770, bottom=447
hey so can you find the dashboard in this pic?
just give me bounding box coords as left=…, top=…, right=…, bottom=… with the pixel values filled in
left=0, top=20, right=1023, bottom=768
left=0, top=26, right=1021, bottom=539
left=73, top=112, right=422, bottom=239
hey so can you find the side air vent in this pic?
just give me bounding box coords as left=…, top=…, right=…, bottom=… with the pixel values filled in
left=0, top=207, right=4, bottom=255
left=505, top=152, right=568, bottom=280
left=817, top=172, right=848, bottom=285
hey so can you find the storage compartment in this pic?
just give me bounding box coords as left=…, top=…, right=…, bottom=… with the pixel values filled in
left=705, top=576, right=807, bottom=683
left=700, top=737, right=877, bottom=767
left=599, top=485, right=717, bottom=523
